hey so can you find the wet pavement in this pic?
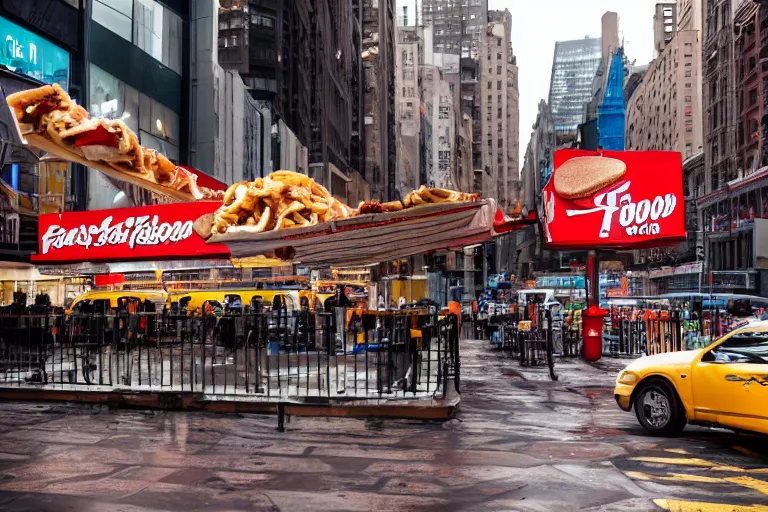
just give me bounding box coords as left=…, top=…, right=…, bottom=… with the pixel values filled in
left=0, top=339, right=765, bottom=511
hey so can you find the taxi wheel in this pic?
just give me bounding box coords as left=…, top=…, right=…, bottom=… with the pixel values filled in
left=634, top=380, right=686, bottom=436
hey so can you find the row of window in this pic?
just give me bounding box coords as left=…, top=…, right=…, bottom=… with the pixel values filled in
left=93, top=0, right=182, bottom=75
left=89, top=63, right=180, bottom=160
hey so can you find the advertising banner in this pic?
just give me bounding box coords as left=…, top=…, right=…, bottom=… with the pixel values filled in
left=32, top=201, right=229, bottom=263
left=542, top=150, right=686, bottom=250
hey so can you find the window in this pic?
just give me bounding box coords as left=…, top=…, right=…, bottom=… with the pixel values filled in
left=749, top=88, right=758, bottom=106
left=749, top=56, right=757, bottom=71
left=705, top=333, right=768, bottom=364
left=90, top=63, right=179, bottom=160
left=684, top=42, right=692, bottom=56
left=497, top=52, right=501, bottom=60
left=496, top=65, right=501, bottom=74
left=251, top=15, right=273, bottom=27
left=487, top=81, right=492, bottom=89
left=497, top=80, right=501, bottom=90
left=94, top=0, right=182, bottom=75
left=497, top=38, right=501, bottom=46
left=93, top=0, right=133, bottom=41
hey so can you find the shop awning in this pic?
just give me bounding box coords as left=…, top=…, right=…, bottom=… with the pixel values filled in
left=727, top=166, right=768, bottom=194
left=215, top=200, right=501, bottom=267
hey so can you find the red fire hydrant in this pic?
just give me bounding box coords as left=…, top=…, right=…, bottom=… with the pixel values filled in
left=582, top=304, right=608, bottom=361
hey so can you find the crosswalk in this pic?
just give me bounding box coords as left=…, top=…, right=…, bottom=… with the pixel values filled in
left=615, top=448, right=768, bottom=512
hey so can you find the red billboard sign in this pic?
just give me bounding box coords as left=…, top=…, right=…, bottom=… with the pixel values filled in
left=542, top=150, right=686, bottom=250
left=32, top=201, right=229, bottom=263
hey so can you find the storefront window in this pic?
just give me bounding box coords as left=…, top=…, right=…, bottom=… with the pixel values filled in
left=89, top=64, right=178, bottom=157
left=0, top=16, right=70, bottom=89
left=762, top=186, right=768, bottom=218
left=93, top=0, right=182, bottom=75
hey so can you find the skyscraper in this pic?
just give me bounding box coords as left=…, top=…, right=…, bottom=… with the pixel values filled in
left=480, top=10, right=519, bottom=209
left=421, top=0, right=487, bottom=58
left=548, top=37, right=602, bottom=147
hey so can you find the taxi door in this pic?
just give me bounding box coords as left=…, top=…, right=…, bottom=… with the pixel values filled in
left=691, top=331, right=768, bottom=434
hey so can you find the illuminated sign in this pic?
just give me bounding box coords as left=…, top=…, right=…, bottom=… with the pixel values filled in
left=32, top=202, right=230, bottom=263
left=0, top=16, right=70, bottom=90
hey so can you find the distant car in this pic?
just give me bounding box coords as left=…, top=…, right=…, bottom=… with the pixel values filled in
left=614, top=320, right=768, bottom=436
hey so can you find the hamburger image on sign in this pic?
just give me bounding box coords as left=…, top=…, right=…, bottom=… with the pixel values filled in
left=553, top=156, right=627, bottom=199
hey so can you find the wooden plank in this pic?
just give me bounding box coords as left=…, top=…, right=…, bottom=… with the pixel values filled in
left=223, top=200, right=496, bottom=266
left=209, top=200, right=488, bottom=244
left=25, top=134, right=195, bottom=202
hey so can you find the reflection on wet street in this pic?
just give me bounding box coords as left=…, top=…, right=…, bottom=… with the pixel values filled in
left=0, top=339, right=765, bottom=511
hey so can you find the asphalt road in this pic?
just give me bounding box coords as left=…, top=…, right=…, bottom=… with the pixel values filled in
left=0, top=339, right=765, bottom=511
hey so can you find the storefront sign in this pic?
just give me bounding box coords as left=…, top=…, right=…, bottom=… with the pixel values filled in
left=0, top=16, right=70, bottom=89
left=542, top=150, right=686, bottom=250
left=32, top=202, right=229, bottom=263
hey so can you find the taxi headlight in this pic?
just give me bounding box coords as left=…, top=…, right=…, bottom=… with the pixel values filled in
left=617, top=371, right=638, bottom=385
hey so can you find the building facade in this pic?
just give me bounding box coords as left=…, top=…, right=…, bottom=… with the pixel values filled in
left=421, top=64, right=456, bottom=189
left=654, top=2, right=678, bottom=55
left=694, top=0, right=768, bottom=295
left=703, top=0, right=739, bottom=195
left=479, top=11, right=518, bottom=209
left=363, top=0, right=396, bottom=201
left=0, top=0, right=83, bottom=281
left=395, top=26, right=422, bottom=196
left=625, top=27, right=703, bottom=158
left=518, top=100, right=554, bottom=278
left=734, top=0, right=763, bottom=175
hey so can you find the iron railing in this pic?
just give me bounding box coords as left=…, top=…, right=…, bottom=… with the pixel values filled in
left=605, top=307, right=741, bottom=356
left=0, top=307, right=460, bottom=401
left=482, top=308, right=557, bottom=380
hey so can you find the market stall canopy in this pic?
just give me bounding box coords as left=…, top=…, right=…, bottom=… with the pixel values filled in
left=215, top=200, right=498, bottom=267
left=542, top=150, right=686, bottom=250
left=493, top=208, right=538, bottom=234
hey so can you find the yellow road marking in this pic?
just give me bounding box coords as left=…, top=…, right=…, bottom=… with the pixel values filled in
left=631, top=457, right=768, bottom=474
left=625, top=471, right=723, bottom=484
left=665, top=449, right=690, bottom=455
left=653, top=500, right=767, bottom=511
left=632, top=457, right=717, bottom=467
left=725, top=476, right=768, bottom=497
left=654, top=499, right=768, bottom=512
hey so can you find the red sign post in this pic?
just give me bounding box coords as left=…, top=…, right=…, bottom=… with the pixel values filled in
left=32, top=202, right=229, bottom=263
left=542, top=150, right=686, bottom=360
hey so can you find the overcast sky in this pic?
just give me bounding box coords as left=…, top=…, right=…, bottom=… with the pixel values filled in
left=489, top=0, right=659, bottom=168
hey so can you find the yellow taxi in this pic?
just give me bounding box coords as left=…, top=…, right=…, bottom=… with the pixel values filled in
left=166, top=288, right=306, bottom=314
left=66, top=289, right=168, bottom=315
left=615, top=320, right=768, bottom=436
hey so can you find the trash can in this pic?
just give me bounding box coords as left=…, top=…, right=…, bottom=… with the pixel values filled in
left=582, top=305, right=608, bottom=361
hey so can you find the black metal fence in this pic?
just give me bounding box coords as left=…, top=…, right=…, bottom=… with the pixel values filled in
left=605, top=307, right=741, bottom=356
left=0, top=306, right=460, bottom=401
left=481, top=308, right=557, bottom=380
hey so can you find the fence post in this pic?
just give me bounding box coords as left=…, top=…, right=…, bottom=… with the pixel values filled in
left=545, top=309, right=558, bottom=381
left=452, top=314, right=460, bottom=394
